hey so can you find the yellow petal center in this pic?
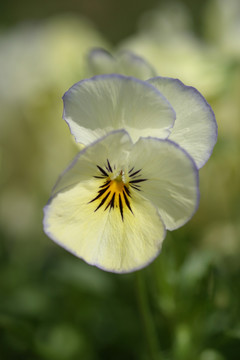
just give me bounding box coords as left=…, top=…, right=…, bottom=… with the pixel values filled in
left=89, top=161, right=147, bottom=221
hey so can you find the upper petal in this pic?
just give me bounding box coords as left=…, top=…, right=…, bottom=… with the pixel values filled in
left=148, top=77, right=218, bottom=168
left=116, top=50, right=157, bottom=79
left=129, top=137, right=199, bottom=230
left=88, top=48, right=117, bottom=75
left=88, top=48, right=157, bottom=80
left=63, top=74, right=175, bottom=145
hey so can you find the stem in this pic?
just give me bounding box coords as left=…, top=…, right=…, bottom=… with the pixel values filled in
left=135, top=271, right=163, bottom=360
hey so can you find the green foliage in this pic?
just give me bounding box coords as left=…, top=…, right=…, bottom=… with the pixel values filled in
left=1, top=1, right=240, bottom=359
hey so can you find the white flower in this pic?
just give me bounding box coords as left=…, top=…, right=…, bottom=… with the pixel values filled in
left=43, top=130, right=199, bottom=273
left=63, top=73, right=217, bottom=169
left=44, top=50, right=217, bottom=273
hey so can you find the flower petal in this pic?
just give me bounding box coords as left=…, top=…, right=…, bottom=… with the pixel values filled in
left=129, top=137, right=199, bottom=230
left=148, top=77, right=218, bottom=168
left=43, top=131, right=166, bottom=273
left=44, top=184, right=165, bottom=273
left=88, top=48, right=117, bottom=75
left=116, top=50, right=157, bottom=79
left=63, top=74, right=175, bottom=145
left=88, top=48, right=157, bottom=80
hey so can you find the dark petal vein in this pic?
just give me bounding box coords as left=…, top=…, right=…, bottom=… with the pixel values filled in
left=94, top=192, right=111, bottom=211
left=97, top=165, right=108, bottom=177
left=123, top=190, right=133, bottom=213
left=89, top=185, right=110, bottom=203
left=105, top=193, right=115, bottom=211
left=129, top=179, right=147, bottom=184
left=99, top=180, right=111, bottom=188
left=124, top=185, right=131, bottom=197
left=119, top=194, right=124, bottom=220
left=130, top=185, right=141, bottom=191
left=106, top=159, right=113, bottom=173
left=129, top=169, right=142, bottom=177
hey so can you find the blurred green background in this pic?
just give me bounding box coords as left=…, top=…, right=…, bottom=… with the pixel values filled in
left=0, top=0, right=240, bottom=359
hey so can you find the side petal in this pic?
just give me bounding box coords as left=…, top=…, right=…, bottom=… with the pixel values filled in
left=148, top=77, right=218, bottom=168
left=129, top=138, right=199, bottom=230
left=63, top=74, right=175, bottom=145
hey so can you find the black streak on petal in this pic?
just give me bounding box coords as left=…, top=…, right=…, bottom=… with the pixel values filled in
left=105, top=193, right=115, bottom=211
left=119, top=194, right=124, bottom=221
left=124, top=185, right=131, bottom=197
left=123, top=190, right=133, bottom=214
left=94, top=192, right=111, bottom=212
left=99, top=180, right=111, bottom=188
left=130, top=185, right=141, bottom=191
left=129, top=179, right=147, bottom=184
left=97, top=165, right=108, bottom=177
left=89, top=185, right=110, bottom=203
left=129, top=169, right=142, bottom=177
left=106, top=159, right=113, bottom=173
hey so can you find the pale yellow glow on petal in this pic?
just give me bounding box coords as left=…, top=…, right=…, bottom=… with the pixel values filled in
left=44, top=178, right=165, bottom=273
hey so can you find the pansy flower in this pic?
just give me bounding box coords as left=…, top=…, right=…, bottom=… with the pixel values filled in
left=43, top=51, right=217, bottom=273
left=44, top=130, right=199, bottom=273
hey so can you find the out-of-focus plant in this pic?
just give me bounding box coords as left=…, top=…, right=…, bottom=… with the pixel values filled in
left=0, top=15, right=107, bottom=241
left=1, top=1, right=240, bottom=360
left=119, top=2, right=230, bottom=99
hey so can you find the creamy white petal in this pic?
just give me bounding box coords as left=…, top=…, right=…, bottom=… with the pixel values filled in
left=43, top=132, right=166, bottom=273
left=148, top=77, right=218, bottom=168
left=44, top=183, right=165, bottom=273
left=116, top=50, right=157, bottom=79
left=63, top=74, right=175, bottom=145
left=88, top=48, right=157, bottom=80
left=129, top=138, right=199, bottom=230
left=88, top=48, right=116, bottom=75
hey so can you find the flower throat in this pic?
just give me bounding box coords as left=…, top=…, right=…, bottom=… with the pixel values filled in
left=89, top=159, right=147, bottom=221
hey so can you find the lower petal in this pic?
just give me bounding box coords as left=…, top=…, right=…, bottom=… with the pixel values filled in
left=44, top=179, right=166, bottom=273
